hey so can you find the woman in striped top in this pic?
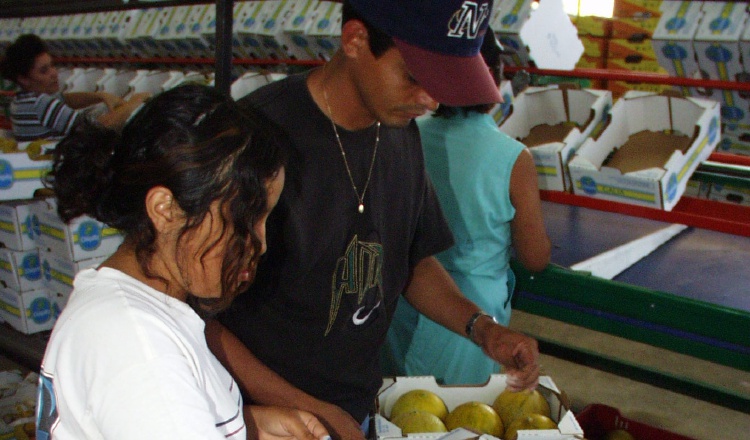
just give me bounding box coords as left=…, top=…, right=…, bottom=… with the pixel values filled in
left=0, top=34, right=148, bottom=141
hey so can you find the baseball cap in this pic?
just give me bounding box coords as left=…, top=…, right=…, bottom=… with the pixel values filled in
left=347, top=0, right=501, bottom=106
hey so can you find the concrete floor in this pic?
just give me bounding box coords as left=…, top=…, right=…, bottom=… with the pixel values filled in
left=509, top=310, right=750, bottom=440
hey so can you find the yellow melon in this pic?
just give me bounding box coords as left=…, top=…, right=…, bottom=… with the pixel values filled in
left=492, top=388, right=551, bottom=428
left=503, top=413, right=557, bottom=440
left=390, top=389, right=449, bottom=422
left=444, top=401, right=504, bottom=438
left=391, top=410, right=448, bottom=434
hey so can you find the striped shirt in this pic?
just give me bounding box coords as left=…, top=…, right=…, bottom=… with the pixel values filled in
left=10, top=91, right=79, bottom=141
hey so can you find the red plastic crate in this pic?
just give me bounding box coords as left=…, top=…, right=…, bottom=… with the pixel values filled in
left=576, top=404, right=697, bottom=440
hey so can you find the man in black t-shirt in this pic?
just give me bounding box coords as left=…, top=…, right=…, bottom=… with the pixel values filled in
left=206, top=2, right=541, bottom=440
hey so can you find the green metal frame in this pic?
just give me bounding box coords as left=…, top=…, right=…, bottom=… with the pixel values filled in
left=511, top=261, right=750, bottom=371
left=511, top=261, right=750, bottom=412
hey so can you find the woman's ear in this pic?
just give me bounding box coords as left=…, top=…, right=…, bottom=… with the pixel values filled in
left=145, top=186, right=179, bottom=233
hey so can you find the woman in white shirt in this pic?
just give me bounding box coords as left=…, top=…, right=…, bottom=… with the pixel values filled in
left=36, top=84, right=328, bottom=440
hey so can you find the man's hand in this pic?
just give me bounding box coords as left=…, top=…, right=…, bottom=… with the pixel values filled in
left=474, top=317, right=540, bottom=391
left=96, top=91, right=125, bottom=110
left=313, top=401, right=366, bottom=440
left=246, top=406, right=330, bottom=440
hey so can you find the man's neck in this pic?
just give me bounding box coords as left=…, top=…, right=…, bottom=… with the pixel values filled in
left=308, top=55, right=377, bottom=131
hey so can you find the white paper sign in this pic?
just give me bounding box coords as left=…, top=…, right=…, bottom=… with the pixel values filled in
left=519, top=0, right=583, bottom=70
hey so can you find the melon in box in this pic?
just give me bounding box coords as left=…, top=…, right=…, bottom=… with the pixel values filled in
left=375, top=374, right=582, bottom=440
left=498, top=85, right=612, bottom=192
left=568, top=91, right=721, bottom=211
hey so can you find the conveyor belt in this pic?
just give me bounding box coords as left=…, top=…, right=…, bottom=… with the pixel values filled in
left=512, top=196, right=750, bottom=412
left=543, top=201, right=750, bottom=312
left=511, top=194, right=750, bottom=373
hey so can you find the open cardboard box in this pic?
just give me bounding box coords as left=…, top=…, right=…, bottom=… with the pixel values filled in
left=374, top=374, right=582, bottom=440
left=568, top=91, right=721, bottom=211
left=498, top=85, right=612, bottom=192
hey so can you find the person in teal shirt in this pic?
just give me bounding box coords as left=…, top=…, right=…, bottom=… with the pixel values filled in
left=382, top=31, right=551, bottom=385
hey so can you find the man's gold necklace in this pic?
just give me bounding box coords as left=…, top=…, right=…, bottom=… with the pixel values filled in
left=322, top=83, right=380, bottom=214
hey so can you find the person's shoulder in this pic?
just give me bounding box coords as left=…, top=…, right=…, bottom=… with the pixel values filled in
left=236, top=73, right=306, bottom=110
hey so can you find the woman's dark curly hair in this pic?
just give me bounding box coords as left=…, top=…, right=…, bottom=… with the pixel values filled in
left=45, top=84, right=287, bottom=317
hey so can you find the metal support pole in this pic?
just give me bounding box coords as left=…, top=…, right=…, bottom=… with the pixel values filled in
left=214, top=0, right=234, bottom=96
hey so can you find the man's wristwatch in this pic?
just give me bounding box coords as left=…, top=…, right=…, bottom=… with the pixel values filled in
left=465, top=311, right=498, bottom=344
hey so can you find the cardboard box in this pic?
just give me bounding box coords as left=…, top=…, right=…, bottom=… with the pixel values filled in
left=492, top=0, right=533, bottom=67
left=717, top=131, right=750, bottom=156
left=0, top=149, right=53, bottom=202
left=151, top=5, right=211, bottom=58
left=95, top=68, right=139, bottom=98
left=68, top=12, right=99, bottom=57
left=123, top=7, right=167, bottom=58
left=580, top=35, right=608, bottom=58
left=234, top=1, right=271, bottom=59
left=41, top=251, right=107, bottom=312
left=182, top=4, right=213, bottom=58
left=606, top=56, right=668, bottom=74
left=43, top=15, right=68, bottom=56
left=0, top=199, right=42, bottom=251
left=611, top=16, right=660, bottom=39
left=201, top=2, right=248, bottom=60
left=607, top=80, right=674, bottom=100
left=651, top=1, right=704, bottom=97
left=607, top=38, right=658, bottom=60
left=281, top=0, right=321, bottom=60
left=375, top=375, right=583, bottom=440
left=125, top=69, right=185, bottom=98
left=740, top=15, right=750, bottom=75
left=0, top=286, right=54, bottom=334
left=708, top=182, right=750, bottom=206
left=254, top=0, right=297, bottom=60
left=0, top=248, right=42, bottom=293
left=613, top=0, right=663, bottom=19
left=30, top=198, right=123, bottom=262
left=57, top=13, right=87, bottom=58
left=305, top=1, right=342, bottom=61
left=568, top=91, right=721, bottom=210
left=573, top=15, right=612, bottom=38
left=683, top=178, right=710, bottom=199
left=694, top=2, right=750, bottom=132
left=499, top=85, right=612, bottom=192
left=103, top=10, right=142, bottom=58
left=154, top=5, right=194, bottom=56
left=488, top=80, right=515, bottom=126
left=0, top=18, right=23, bottom=53
left=65, top=67, right=108, bottom=93
left=693, top=2, right=748, bottom=78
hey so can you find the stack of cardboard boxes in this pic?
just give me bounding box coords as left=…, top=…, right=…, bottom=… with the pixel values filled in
left=0, top=1, right=343, bottom=62
left=0, top=197, right=122, bottom=335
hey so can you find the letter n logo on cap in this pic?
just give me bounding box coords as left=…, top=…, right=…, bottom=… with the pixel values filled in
left=448, top=1, right=490, bottom=40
